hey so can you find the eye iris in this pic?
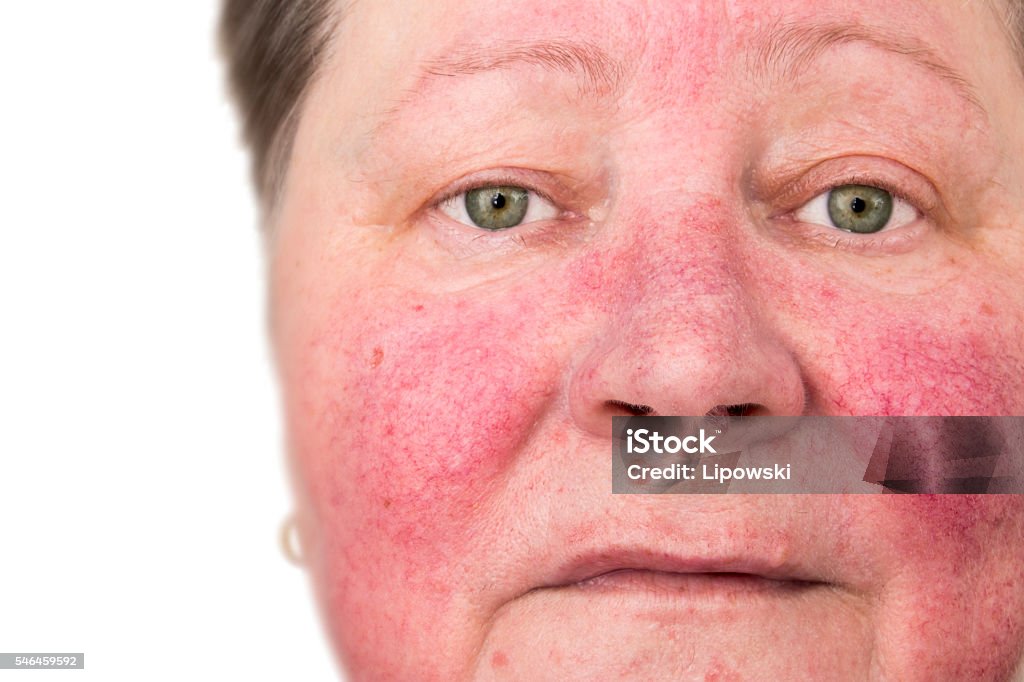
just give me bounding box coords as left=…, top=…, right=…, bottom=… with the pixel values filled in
left=465, top=186, right=530, bottom=230
left=827, top=185, right=893, bottom=234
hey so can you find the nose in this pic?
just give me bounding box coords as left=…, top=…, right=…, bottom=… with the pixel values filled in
left=568, top=203, right=808, bottom=438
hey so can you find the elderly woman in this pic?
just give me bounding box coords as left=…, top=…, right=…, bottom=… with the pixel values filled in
left=223, top=0, right=1024, bottom=679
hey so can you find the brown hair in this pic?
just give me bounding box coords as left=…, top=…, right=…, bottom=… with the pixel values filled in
left=222, top=0, right=1022, bottom=208
left=1004, top=0, right=1024, bottom=61
left=220, top=0, right=337, bottom=206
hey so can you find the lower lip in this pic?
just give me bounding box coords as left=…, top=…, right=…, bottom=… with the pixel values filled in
left=572, top=569, right=821, bottom=597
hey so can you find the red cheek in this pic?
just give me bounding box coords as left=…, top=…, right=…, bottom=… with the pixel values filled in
left=867, top=495, right=1024, bottom=676
left=827, top=318, right=1015, bottom=415
left=747, top=253, right=1023, bottom=415
left=889, top=495, right=1019, bottom=547
left=343, top=296, right=558, bottom=543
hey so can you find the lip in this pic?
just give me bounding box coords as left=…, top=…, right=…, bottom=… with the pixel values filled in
left=540, top=548, right=830, bottom=590
left=571, top=569, right=820, bottom=598
left=504, top=495, right=860, bottom=610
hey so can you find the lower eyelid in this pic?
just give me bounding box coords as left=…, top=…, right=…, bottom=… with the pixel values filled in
left=797, top=223, right=924, bottom=254
left=773, top=206, right=930, bottom=256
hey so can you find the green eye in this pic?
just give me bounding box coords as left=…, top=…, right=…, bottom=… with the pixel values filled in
left=826, top=185, right=894, bottom=234
left=465, top=186, right=530, bottom=230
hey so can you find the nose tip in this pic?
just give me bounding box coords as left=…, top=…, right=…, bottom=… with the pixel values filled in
left=568, top=292, right=808, bottom=439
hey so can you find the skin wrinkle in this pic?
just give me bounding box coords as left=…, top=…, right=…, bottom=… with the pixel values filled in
left=261, top=0, right=1024, bottom=679
left=360, top=14, right=992, bottom=161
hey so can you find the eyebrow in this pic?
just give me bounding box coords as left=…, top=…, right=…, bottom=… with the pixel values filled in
left=374, top=20, right=986, bottom=134
left=747, top=19, right=986, bottom=116
left=419, top=38, right=625, bottom=97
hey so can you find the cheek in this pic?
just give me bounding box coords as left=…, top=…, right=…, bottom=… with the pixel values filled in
left=871, top=495, right=1024, bottom=568
left=277, top=269, right=574, bottom=671
left=281, top=272, right=570, bottom=576
left=828, top=312, right=1017, bottom=414
left=760, top=259, right=1024, bottom=415
left=347, top=296, right=557, bottom=528
left=853, top=496, right=1024, bottom=676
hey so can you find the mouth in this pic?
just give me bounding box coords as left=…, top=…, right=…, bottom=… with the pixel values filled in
left=570, top=569, right=822, bottom=597
left=537, top=549, right=833, bottom=599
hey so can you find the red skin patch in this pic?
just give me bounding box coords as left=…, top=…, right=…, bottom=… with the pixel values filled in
left=490, top=651, right=508, bottom=669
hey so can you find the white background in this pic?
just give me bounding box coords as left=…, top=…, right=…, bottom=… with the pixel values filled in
left=0, top=3, right=339, bottom=679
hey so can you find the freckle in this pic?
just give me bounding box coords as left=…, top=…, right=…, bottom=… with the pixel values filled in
left=491, top=651, right=508, bottom=668
left=980, top=302, right=995, bottom=316
left=370, top=346, right=384, bottom=368
left=382, top=498, right=391, bottom=508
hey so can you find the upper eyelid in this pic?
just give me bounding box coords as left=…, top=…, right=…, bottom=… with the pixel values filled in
left=429, top=170, right=565, bottom=211
left=762, top=160, right=943, bottom=220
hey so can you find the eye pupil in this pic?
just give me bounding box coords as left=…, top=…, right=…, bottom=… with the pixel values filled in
left=850, top=197, right=866, bottom=214
left=491, top=192, right=507, bottom=210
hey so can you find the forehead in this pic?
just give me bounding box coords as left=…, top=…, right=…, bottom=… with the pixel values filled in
left=277, top=1, right=1021, bottom=221
left=313, top=0, right=1010, bottom=121
left=280, top=0, right=1023, bottom=198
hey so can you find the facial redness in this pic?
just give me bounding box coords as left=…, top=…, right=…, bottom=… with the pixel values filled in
left=268, top=0, right=1024, bottom=678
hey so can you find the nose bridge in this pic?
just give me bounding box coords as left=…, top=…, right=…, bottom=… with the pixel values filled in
left=595, top=213, right=760, bottom=387
left=605, top=190, right=753, bottom=320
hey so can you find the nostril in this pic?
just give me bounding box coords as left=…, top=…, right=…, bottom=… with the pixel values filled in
left=606, top=400, right=655, bottom=416
left=607, top=402, right=764, bottom=417
left=706, top=403, right=761, bottom=417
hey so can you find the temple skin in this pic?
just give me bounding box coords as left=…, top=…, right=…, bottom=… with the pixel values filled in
left=268, top=0, right=1024, bottom=679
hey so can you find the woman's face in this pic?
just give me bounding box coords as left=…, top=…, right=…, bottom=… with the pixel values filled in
left=269, top=0, right=1024, bottom=679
